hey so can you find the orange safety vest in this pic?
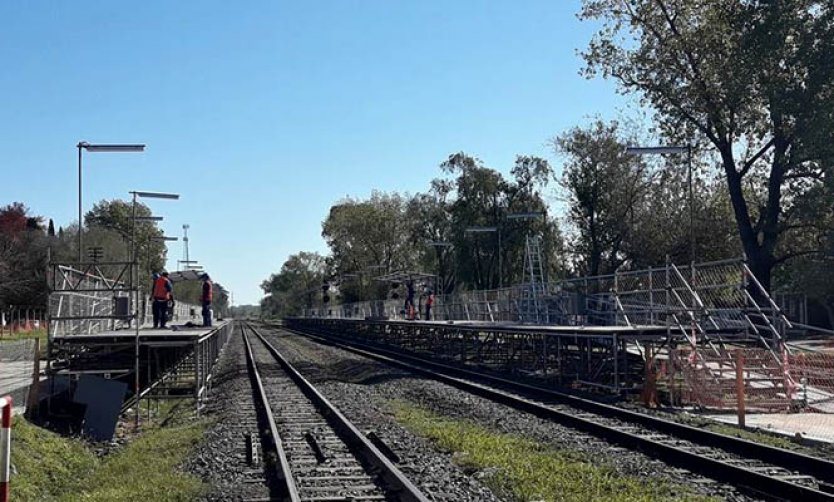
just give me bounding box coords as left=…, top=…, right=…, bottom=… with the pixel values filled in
left=153, top=277, right=171, bottom=301
left=202, top=280, right=213, bottom=302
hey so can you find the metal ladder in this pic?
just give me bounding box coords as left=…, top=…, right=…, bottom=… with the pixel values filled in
left=522, top=235, right=547, bottom=323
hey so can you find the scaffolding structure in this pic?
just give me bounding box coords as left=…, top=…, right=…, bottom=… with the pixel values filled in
left=47, top=261, right=230, bottom=414
left=299, top=257, right=811, bottom=393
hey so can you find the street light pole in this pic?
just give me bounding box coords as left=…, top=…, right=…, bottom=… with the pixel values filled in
left=76, top=142, right=145, bottom=261
left=128, top=190, right=179, bottom=427
left=77, top=144, right=82, bottom=261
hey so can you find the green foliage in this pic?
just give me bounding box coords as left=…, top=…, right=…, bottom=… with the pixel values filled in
left=0, top=203, right=50, bottom=309
left=556, top=120, right=741, bottom=273
left=391, top=400, right=714, bottom=502
left=261, top=251, right=328, bottom=317
left=85, top=199, right=167, bottom=284
left=580, top=0, right=834, bottom=289
left=10, top=413, right=206, bottom=501
left=9, top=419, right=98, bottom=501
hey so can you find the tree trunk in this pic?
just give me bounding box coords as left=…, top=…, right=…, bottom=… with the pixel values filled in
left=721, top=148, right=775, bottom=292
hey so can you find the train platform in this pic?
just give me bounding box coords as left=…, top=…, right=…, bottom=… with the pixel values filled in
left=51, top=321, right=228, bottom=342
left=312, top=317, right=670, bottom=339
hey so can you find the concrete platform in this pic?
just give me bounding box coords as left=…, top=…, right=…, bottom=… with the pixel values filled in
left=707, top=412, right=834, bottom=443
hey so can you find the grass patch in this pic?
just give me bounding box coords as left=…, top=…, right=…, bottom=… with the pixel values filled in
left=9, top=420, right=98, bottom=501
left=390, top=400, right=716, bottom=502
left=10, top=400, right=208, bottom=502
left=0, top=328, right=47, bottom=344
left=702, top=422, right=800, bottom=450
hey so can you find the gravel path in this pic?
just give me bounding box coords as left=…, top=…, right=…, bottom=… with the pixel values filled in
left=261, top=325, right=760, bottom=502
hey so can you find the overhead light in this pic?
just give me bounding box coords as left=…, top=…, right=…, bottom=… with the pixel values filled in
left=465, top=226, right=498, bottom=233
left=131, top=216, right=163, bottom=222
left=79, top=143, right=145, bottom=152
left=506, top=212, right=546, bottom=220
left=626, top=146, right=688, bottom=155
left=131, top=191, right=180, bottom=200
left=152, top=236, right=178, bottom=241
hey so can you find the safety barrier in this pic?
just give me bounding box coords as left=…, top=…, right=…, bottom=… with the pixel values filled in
left=1, top=395, right=11, bottom=502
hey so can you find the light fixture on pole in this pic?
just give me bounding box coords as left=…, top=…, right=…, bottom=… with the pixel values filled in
left=465, top=226, right=502, bottom=288
left=506, top=211, right=546, bottom=221
left=626, top=145, right=694, bottom=268
left=128, top=190, right=179, bottom=427
left=76, top=141, right=145, bottom=261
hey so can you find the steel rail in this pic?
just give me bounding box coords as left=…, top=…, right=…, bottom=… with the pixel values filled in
left=242, top=324, right=300, bottom=502
left=280, top=322, right=834, bottom=501
left=244, top=322, right=429, bottom=502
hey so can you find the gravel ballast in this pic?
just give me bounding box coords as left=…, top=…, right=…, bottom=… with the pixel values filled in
left=185, top=323, right=500, bottom=501
left=261, top=325, right=760, bottom=501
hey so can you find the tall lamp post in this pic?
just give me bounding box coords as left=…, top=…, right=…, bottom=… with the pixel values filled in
left=465, top=227, right=501, bottom=288
left=129, top=190, right=179, bottom=427
left=626, top=145, right=694, bottom=269
left=76, top=142, right=145, bottom=261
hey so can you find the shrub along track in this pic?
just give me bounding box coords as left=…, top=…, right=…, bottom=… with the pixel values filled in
left=268, top=321, right=834, bottom=501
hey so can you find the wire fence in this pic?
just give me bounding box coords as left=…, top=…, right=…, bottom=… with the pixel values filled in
left=0, top=340, right=36, bottom=413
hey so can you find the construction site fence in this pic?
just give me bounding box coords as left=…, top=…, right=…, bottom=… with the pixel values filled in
left=0, top=306, right=46, bottom=337
left=667, top=347, right=834, bottom=413
left=0, top=340, right=37, bottom=414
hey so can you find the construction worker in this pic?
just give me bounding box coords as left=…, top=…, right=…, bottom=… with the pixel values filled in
left=425, top=289, right=435, bottom=321
left=152, top=271, right=173, bottom=329
left=201, top=273, right=213, bottom=327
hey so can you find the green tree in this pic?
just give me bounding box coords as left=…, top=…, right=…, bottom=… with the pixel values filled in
left=556, top=121, right=649, bottom=275
left=321, top=192, right=416, bottom=301
left=580, top=0, right=834, bottom=289
left=438, top=153, right=563, bottom=289
left=85, top=199, right=168, bottom=285
left=260, top=252, right=329, bottom=317
left=0, top=204, right=49, bottom=309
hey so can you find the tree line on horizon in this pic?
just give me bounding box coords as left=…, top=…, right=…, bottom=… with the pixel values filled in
left=261, top=1, right=834, bottom=325
left=0, top=199, right=229, bottom=317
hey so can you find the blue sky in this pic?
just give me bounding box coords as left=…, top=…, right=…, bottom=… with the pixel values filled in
left=1, top=1, right=627, bottom=304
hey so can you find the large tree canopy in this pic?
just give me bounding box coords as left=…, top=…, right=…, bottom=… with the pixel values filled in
left=580, top=0, right=834, bottom=289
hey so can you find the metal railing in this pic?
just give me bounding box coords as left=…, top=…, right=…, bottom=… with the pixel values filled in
left=48, top=263, right=133, bottom=337
left=306, top=257, right=796, bottom=351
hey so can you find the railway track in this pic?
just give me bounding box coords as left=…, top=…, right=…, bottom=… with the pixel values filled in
left=278, top=322, right=834, bottom=502
left=241, top=322, right=428, bottom=502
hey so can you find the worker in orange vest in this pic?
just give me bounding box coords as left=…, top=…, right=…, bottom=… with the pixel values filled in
left=152, top=271, right=173, bottom=329
left=201, top=273, right=213, bottom=327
